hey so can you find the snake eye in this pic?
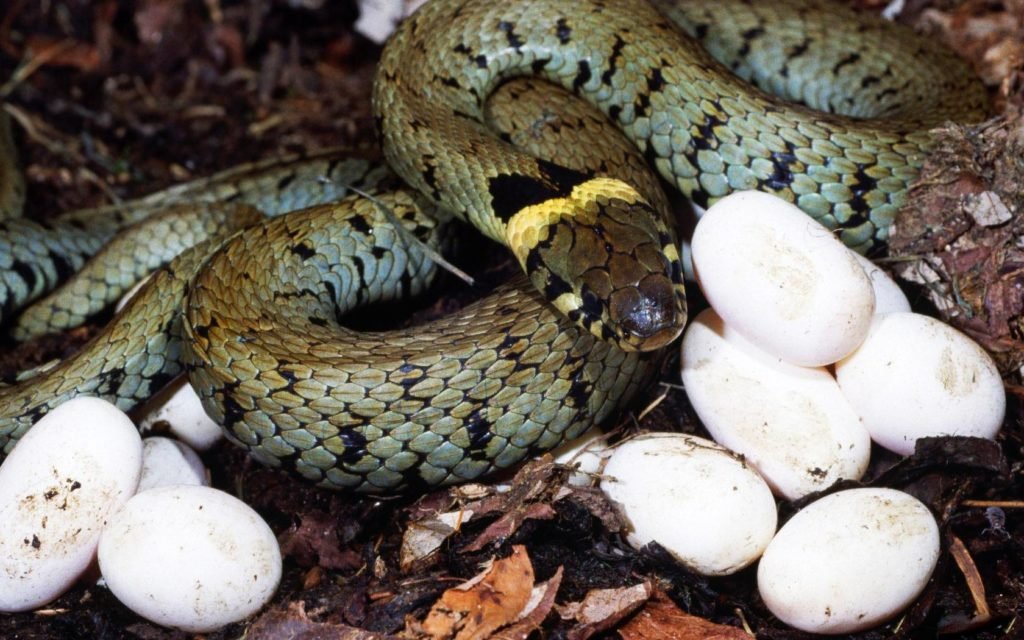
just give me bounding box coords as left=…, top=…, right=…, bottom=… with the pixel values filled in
left=611, top=274, right=686, bottom=351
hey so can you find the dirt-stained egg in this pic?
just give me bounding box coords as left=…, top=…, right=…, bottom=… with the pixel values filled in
left=680, top=308, right=871, bottom=499
left=758, top=488, right=940, bottom=634
left=0, top=397, right=142, bottom=612
left=600, top=433, right=777, bottom=576
left=98, top=485, right=281, bottom=632
left=836, top=312, right=1005, bottom=455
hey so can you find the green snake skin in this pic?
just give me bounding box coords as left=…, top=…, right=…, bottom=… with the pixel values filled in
left=0, top=0, right=986, bottom=490
left=377, top=0, right=986, bottom=253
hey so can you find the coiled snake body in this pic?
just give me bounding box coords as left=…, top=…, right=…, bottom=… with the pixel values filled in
left=0, top=0, right=985, bottom=491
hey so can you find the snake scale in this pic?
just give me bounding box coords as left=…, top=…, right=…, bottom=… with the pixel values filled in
left=0, top=0, right=985, bottom=491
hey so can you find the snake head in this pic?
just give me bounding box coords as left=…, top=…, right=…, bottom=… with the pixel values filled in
left=507, top=177, right=686, bottom=352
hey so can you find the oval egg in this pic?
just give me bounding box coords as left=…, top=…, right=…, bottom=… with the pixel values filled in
left=849, top=252, right=910, bottom=314
left=691, top=191, right=875, bottom=366
left=0, top=397, right=142, bottom=612
left=758, top=488, right=940, bottom=634
left=137, top=437, right=208, bottom=492
left=835, top=312, right=1005, bottom=455
left=136, top=375, right=223, bottom=451
left=600, top=433, right=777, bottom=576
left=550, top=427, right=609, bottom=487
left=98, top=485, right=281, bottom=632
left=680, top=308, right=870, bottom=499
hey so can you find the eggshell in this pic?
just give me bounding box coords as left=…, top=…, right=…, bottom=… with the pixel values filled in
left=835, top=312, right=1005, bottom=455
left=550, top=427, right=609, bottom=486
left=600, top=433, right=776, bottom=575
left=136, top=375, right=223, bottom=451
left=680, top=308, right=870, bottom=499
left=0, top=397, right=142, bottom=612
left=691, top=191, right=875, bottom=366
left=98, top=485, right=281, bottom=632
left=758, top=488, right=940, bottom=634
left=137, top=437, right=208, bottom=492
left=849, top=252, right=910, bottom=314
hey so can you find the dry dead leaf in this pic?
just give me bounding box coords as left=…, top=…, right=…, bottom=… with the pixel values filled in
left=557, top=581, right=653, bottom=640
left=400, top=508, right=475, bottom=572
left=416, top=545, right=536, bottom=640
left=278, top=508, right=364, bottom=570
left=23, top=37, right=101, bottom=72
left=618, top=591, right=749, bottom=640
left=490, top=567, right=564, bottom=640
left=248, top=601, right=391, bottom=640
left=460, top=457, right=564, bottom=552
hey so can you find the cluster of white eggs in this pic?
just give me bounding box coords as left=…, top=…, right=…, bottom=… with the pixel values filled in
left=0, top=396, right=280, bottom=632
left=558, top=191, right=1005, bottom=634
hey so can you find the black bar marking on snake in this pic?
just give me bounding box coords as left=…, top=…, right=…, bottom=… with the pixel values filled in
left=555, top=17, right=572, bottom=43
left=832, top=52, right=861, bottom=75
left=48, top=250, right=76, bottom=284
left=11, top=261, right=38, bottom=295
left=572, top=60, right=592, bottom=93
left=351, top=255, right=366, bottom=282
left=337, top=428, right=368, bottom=464
left=602, top=35, right=627, bottom=85
left=499, top=20, right=523, bottom=50
left=276, top=174, right=296, bottom=192
left=487, top=159, right=587, bottom=222
left=347, top=214, right=371, bottom=235
left=290, top=243, right=316, bottom=260
left=464, top=411, right=494, bottom=455
left=437, top=75, right=461, bottom=89
left=741, top=27, right=765, bottom=41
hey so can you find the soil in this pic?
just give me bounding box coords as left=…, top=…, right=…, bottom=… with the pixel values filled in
left=0, top=0, right=1021, bottom=638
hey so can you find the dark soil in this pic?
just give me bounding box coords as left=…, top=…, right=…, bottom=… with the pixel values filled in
left=0, top=1, right=1021, bottom=638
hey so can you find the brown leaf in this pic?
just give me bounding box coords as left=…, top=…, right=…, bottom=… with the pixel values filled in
left=557, top=581, right=652, bottom=640
left=278, top=508, right=364, bottom=571
left=463, top=502, right=556, bottom=552
left=618, top=591, right=748, bottom=640
left=490, top=567, right=564, bottom=640
left=248, top=601, right=392, bottom=640
left=461, top=457, right=565, bottom=552
left=400, top=508, right=475, bottom=572
left=418, top=545, right=535, bottom=640
left=24, top=36, right=101, bottom=72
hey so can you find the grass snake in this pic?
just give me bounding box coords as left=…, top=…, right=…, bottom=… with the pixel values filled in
left=0, top=0, right=986, bottom=491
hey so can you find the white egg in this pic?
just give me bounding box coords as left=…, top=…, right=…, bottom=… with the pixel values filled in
left=849, top=251, right=911, bottom=314
left=135, top=375, right=223, bottom=451
left=691, top=191, right=875, bottom=366
left=600, top=433, right=777, bottom=576
left=758, top=488, right=940, bottom=634
left=836, top=312, right=1005, bottom=455
left=137, top=437, right=208, bottom=492
left=0, top=397, right=142, bottom=612
left=98, top=485, right=281, bottom=632
left=550, top=427, right=609, bottom=486
left=680, top=308, right=870, bottom=499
